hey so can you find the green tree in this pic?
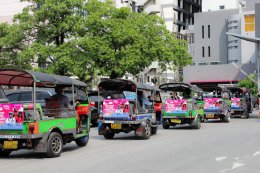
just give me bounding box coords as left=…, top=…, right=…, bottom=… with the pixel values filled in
left=0, top=23, right=31, bottom=69
left=3, top=0, right=191, bottom=81
left=15, top=0, right=88, bottom=79
left=238, top=73, right=257, bottom=95
left=80, top=0, right=191, bottom=78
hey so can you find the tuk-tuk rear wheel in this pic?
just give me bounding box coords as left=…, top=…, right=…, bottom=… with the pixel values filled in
left=46, top=132, right=63, bottom=158
left=103, top=132, right=115, bottom=139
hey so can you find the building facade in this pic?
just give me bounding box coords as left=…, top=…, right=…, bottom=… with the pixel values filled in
left=184, top=0, right=260, bottom=86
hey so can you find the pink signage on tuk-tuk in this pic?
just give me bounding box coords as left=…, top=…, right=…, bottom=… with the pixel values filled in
left=103, top=99, right=129, bottom=117
left=204, top=98, right=220, bottom=109
left=231, top=98, right=240, bottom=109
left=0, top=104, right=24, bottom=130
left=164, top=99, right=187, bottom=114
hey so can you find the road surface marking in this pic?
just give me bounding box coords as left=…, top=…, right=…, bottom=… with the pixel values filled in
left=231, top=162, right=244, bottom=170
left=216, top=156, right=227, bottom=161
left=253, top=151, right=260, bottom=157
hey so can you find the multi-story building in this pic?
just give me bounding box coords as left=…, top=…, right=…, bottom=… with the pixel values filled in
left=134, top=0, right=202, bottom=84
left=184, top=0, right=260, bottom=87
left=0, top=0, right=29, bottom=23
left=138, top=0, right=202, bottom=33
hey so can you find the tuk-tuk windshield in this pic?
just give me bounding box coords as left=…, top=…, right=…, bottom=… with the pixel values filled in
left=203, top=92, right=222, bottom=98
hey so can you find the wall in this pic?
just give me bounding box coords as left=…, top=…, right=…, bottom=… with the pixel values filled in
left=193, top=9, right=239, bottom=65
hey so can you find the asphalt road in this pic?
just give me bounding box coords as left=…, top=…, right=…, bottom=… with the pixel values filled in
left=2, top=110, right=260, bottom=173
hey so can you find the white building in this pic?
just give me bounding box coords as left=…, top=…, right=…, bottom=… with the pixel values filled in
left=0, top=0, right=29, bottom=23
left=202, top=0, right=238, bottom=12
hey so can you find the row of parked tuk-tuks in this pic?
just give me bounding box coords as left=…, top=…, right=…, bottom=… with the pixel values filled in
left=0, top=69, right=254, bottom=158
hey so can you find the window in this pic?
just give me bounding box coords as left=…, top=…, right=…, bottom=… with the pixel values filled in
left=21, top=92, right=32, bottom=101
left=208, top=46, right=211, bottom=57
left=208, top=25, right=210, bottom=38
left=202, top=25, right=204, bottom=39
left=202, top=47, right=205, bottom=57
left=244, top=15, right=255, bottom=32
left=7, top=93, right=20, bottom=102
left=219, top=5, right=225, bottom=9
left=41, top=91, right=52, bottom=100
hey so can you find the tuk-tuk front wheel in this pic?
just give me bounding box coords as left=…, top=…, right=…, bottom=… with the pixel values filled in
left=46, top=132, right=63, bottom=158
left=0, top=149, right=11, bottom=157
left=151, top=126, right=158, bottom=135
left=75, top=135, right=89, bottom=146
left=222, top=112, right=231, bottom=123
left=142, top=121, right=151, bottom=139
left=103, top=132, right=115, bottom=139
left=162, top=119, right=170, bottom=129
left=241, top=110, right=249, bottom=119
left=192, top=117, right=201, bottom=129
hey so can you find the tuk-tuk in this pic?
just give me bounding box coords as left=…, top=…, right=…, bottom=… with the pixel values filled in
left=98, top=79, right=162, bottom=139
left=0, top=69, right=90, bottom=157
left=159, top=83, right=204, bottom=129
left=226, top=86, right=252, bottom=118
left=202, top=85, right=230, bottom=122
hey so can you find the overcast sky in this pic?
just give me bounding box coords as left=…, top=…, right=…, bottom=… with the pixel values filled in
left=0, top=0, right=240, bottom=17
left=202, top=0, right=238, bottom=11
left=0, top=0, right=29, bottom=16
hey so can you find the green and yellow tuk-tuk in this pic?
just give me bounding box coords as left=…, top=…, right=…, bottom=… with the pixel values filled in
left=0, top=69, right=90, bottom=157
left=159, top=83, right=204, bottom=129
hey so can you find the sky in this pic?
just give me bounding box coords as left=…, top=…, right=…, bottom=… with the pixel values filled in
left=0, top=0, right=29, bottom=16
left=0, top=0, right=241, bottom=17
left=202, top=0, right=238, bottom=11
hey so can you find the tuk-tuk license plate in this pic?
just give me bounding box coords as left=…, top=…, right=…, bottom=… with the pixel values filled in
left=206, top=114, right=215, bottom=118
left=111, top=123, right=122, bottom=129
left=3, top=141, right=18, bottom=149
left=171, top=119, right=181, bottom=124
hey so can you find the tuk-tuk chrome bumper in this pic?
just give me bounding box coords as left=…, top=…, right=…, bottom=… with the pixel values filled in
left=98, top=119, right=156, bottom=124
left=162, top=116, right=195, bottom=119
left=0, top=134, right=43, bottom=140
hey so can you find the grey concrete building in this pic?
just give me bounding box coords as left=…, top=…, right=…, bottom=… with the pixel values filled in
left=193, top=9, right=239, bottom=66
left=184, top=0, right=259, bottom=87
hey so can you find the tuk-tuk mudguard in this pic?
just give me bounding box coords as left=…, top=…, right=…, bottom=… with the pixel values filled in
left=34, top=127, right=77, bottom=153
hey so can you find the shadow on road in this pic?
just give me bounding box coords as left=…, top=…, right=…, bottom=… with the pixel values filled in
left=0, top=144, right=85, bottom=159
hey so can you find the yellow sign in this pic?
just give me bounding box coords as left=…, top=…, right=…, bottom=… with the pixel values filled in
left=111, top=123, right=122, bottom=129
left=171, top=119, right=181, bottom=124
left=3, top=141, right=18, bottom=149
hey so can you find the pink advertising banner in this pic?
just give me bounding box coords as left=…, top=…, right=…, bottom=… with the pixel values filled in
left=231, top=98, right=240, bottom=108
left=204, top=98, right=220, bottom=109
left=0, top=104, right=24, bottom=130
left=103, top=99, right=130, bottom=117
left=164, top=99, right=187, bottom=114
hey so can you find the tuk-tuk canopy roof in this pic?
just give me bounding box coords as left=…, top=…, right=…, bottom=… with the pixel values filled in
left=226, top=86, right=248, bottom=93
left=0, top=69, right=86, bottom=87
left=200, top=85, right=229, bottom=92
left=159, top=83, right=203, bottom=92
left=98, top=79, right=160, bottom=92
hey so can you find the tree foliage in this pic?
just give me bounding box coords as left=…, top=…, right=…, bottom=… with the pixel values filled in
left=0, top=0, right=191, bottom=81
left=238, top=73, right=257, bottom=95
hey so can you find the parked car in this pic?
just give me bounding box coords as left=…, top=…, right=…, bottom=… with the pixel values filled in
left=0, top=87, right=8, bottom=103
left=88, top=90, right=103, bottom=126
left=5, top=89, right=56, bottom=111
